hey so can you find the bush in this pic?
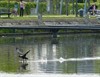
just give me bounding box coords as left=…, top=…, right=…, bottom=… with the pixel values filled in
left=0, top=1, right=37, bottom=15
left=25, top=2, right=36, bottom=15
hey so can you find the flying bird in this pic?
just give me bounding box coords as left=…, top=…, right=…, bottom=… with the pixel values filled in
left=16, top=47, right=30, bottom=60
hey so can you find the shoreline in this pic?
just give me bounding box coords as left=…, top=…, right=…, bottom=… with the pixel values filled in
left=0, top=18, right=100, bottom=26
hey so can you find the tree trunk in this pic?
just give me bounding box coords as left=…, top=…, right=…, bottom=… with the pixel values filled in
left=76, top=0, right=78, bottom=17
left=47, top=0, right=50, bottom=13
left=60, top=0, right=63, bottom=15
left=66, top=0, right=69, bottom=16
left=72, top=0, right=75, bottom=14
left=56, top=0, right=60, bottom=14
left=87, top=0, right=90, bottom=7
left=83, top=0, right=87, bottom=17
left=35, top=0, right=39, bottom=14
left=50, top=0, right=53, bottom=14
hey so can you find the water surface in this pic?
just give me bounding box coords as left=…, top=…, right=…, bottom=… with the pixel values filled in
left=0, top=33, right=100, bottom=75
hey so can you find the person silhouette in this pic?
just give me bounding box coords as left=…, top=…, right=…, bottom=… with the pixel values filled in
left=14, top=2, right=18, bottom=16
left=19, top=0, right=27, bottom=17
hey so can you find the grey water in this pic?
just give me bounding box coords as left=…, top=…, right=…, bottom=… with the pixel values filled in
left=0, top=33, right=100, bottom=75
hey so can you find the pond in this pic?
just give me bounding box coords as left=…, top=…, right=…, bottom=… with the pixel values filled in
left=0, top=33, right=100, bottom=77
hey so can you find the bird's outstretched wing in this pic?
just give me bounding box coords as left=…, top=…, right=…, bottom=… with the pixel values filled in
left=16, top=47, right=23, bottom=55
left=23, top=50, right=30, bottom=57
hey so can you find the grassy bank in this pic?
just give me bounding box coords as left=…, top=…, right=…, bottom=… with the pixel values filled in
left=0, top=15, right=96, bottom=21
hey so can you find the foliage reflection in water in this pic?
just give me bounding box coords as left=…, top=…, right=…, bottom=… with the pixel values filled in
left=0, top=33, right=100, bottom=74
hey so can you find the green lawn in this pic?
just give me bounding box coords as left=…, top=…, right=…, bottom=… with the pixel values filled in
left=0, top=15, right=96, bottom=21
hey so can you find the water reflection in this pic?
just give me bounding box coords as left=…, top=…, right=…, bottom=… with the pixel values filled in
left=0, top=34, right=100, bottom=74
left=20, top=62, right=28, bottom=70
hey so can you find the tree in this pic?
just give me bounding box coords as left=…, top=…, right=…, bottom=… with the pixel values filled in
left=76, top=0, right=78, bottom=17
left=72, top=0, right=75, bottom=14
left=65, top=0, right=69, bottom=15
left=60, top=0, right=63, bottom=14
left=56, top=0, right=60, bottom=14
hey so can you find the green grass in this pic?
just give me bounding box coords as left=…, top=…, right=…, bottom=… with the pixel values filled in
left=0, top=15, right=96, bottom=21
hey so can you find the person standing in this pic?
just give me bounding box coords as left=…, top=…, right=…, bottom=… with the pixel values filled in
left=20, top=0, right=26, bottom=17
left=14, top=2, right=18, bottom=16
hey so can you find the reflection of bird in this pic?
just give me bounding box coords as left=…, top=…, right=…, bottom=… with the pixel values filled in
left=16, top=47, right=30, bottom=60
left=21, top=63, right=28, bottom=70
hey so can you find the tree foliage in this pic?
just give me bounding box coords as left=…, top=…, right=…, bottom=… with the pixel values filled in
left=0, top=0, right=99, bottom=15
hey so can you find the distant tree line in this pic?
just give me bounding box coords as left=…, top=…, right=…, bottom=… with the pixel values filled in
left=0, top=0, right=99, bottom=16
left=0, top=0, right=98, bottom=2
